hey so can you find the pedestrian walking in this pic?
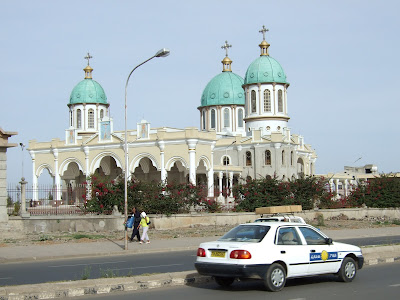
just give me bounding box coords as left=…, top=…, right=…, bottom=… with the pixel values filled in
left=139, top=211, right=151, bottom=244
left=130, top=207, right=141, bottom=242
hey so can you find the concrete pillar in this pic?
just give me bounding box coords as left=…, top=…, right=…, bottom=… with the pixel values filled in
left=19, top=178, right=30, bottom=218
left=30, top=151, right=38, bottom=202
left=158, top=141, right=167, bottom=183
left=187, top=139, right=198, bottom=185
left=207, top=169, right=214, bottom=197
left=52, top=148, right=61, bottom=201
left=229, top=172, right=234, bottom=198
left=0, top=128, right=17, bottom=222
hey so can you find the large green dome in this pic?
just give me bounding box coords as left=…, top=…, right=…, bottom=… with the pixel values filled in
left=200, top=72, right=244, bottom=107
left=244, top=55, right=287, bottom=85
left=69, top=78, right=107, bottom=105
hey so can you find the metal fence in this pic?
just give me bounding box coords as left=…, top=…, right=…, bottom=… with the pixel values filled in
left=7, top=183, right=88, bottom=216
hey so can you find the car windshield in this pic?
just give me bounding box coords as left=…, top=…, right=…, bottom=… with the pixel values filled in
left=218, top=225, right=270, bottom=243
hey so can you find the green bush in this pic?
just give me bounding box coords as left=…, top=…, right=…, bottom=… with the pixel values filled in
left=347, top=175, right=400, bottom=208
left=233, top=175, right=334, bottom=212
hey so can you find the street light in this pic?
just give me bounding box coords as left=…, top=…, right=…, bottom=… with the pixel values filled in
left=124, top=48, right=170, bottom=250
left=225, top=141, right=236, bottom=199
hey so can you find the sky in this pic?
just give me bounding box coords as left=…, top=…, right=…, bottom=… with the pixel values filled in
left=1, top=0, right=399, bottom=186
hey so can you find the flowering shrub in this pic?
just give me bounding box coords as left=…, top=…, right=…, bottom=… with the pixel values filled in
left=233, top=175, right=334, bottom=211
left=83, top=175, right=210, bottom=215
left=346, top=175, right=400, bottom=208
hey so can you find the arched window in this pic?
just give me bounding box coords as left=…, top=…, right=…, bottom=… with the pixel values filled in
left=238, top=108, right=244, bottom=128
left=202, top=110, right=206, bottom=130
left=265, top=150, right=271, bottom=165
left=223, top=156, right=230, bottom=165
left=264, top=89, right=271, bottom=112
left=246, top=151, right=252, bottom=166
left=100, top=109, right=104, bottom=120
left=77, top=109, right=82, bottom=129
left=223, top=108, right=230, bottom=128
left=88, top=109, right=94, bottom=128
left=251, top=90, right=256, bottom=113
left=291, top=151, right=294, bottom=166
left=282, top=150, right=285, bottom=166
left=69, top=109, right=73, bottom=127
left=278, top=90, right=283, bottom=113
left=211, top=109, right=216, bottom=129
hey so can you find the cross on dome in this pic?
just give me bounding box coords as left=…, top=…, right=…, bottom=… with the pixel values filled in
left=84, top=53, right=93, bottom=66
left=221, top=41, right=232, bottom=57
left=259, top=25, right=269, bottom=41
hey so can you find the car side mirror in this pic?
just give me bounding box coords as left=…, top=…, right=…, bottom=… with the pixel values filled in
left=325, top=238, right=333, bottom=245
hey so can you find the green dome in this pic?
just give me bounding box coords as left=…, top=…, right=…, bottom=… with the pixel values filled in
left=244, top=55, right=287, bottom=85
left=200, top=72, right=244, bottom=107
left=69, top=79, right=107, bottom=105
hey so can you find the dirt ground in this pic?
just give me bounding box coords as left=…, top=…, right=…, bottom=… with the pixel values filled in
left=1, top=216, right=399, bottom=247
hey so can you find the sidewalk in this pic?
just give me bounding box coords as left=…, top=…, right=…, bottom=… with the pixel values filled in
left=0, top=227, right=399, bottom=300
left=0, top=226, right=399, bottom=263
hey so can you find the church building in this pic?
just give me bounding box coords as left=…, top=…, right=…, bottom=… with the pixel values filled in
left=28, top=26, right=317, bottom=204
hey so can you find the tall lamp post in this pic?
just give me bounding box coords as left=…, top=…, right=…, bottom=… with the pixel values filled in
left=225, top=141, right=236, bottom=199
left=124, top=48, right=170, bottom=250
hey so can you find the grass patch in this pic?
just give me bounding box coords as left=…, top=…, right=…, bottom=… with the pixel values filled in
left=32, top=234, right=53, bottom=242
left=81, top=266, right=91, bottom=280
left=70, top=234, right=106, bottom=240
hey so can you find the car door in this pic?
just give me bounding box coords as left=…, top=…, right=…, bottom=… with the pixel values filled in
left=274, top=226, right=309, bottom=277
left=297, top=226, right=341, bottom=275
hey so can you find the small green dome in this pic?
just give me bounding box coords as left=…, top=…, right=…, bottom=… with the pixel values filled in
left=244, top=55, right=287, bottom=85
left=200, top=72, right=244, bottom=107
left=69, top=79, right=107, bottom=105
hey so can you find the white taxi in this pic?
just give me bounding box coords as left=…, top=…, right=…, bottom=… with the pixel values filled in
left=195, top=222, right=363, bottom=292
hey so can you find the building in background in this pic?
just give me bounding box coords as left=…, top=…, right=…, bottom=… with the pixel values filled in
left=28, top=27, right=317, bottom=204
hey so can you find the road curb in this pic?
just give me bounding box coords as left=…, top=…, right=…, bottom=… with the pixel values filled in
left=0, top=271, right=212, bottom=300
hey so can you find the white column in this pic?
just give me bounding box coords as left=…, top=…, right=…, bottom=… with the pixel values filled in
left=158, top=141, right=167, bottom=183
left=207, top=169, right=214, bottom=197
left=335, top=179, right=340, bottom=198
left=52, top=148, right=61, bottom=201
left=84, top=146, right=90, bottom=176
left=229, top=171, right=234, bottom=198
left=187, top=139, right=198, bottom=185
left=30, top=151, right=38, bottom=201
left=218, top=171, right=223, bottom=196
left=329, top=179, right=334, bottom=193
left=344, top=179, right=349, bottom=197
left=84, top=146, right=91, bottom=201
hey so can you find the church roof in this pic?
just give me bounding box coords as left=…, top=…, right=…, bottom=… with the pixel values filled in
left=69, top=53, right=107, bottom=105
left=69, top=78, right=107, bottom=105
left=244, top=26, right=288, bottom=85
left=200, top=71, right=244, bottom=107
left=244, top=55, right=287, bottom=85
left=199, top=41, right=245, bottom=108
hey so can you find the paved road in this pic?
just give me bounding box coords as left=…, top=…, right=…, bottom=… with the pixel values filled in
left=0, top=250, right=196, bottom=286
left=1, top=235, right=399, bottom=286
left=73, top=261, right=400, bottom=300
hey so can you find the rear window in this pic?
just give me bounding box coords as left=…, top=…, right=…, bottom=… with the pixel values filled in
left=218, top=225, right=270, bottom=243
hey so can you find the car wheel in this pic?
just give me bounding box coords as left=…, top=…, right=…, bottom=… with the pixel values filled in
left=264, top=263, right=286, bottom=292
left=338, top=257, right=357, bottom=282
left=214, top=276, right=235, bottom=287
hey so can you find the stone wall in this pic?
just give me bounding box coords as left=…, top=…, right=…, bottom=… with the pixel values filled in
left=5, top=207, right=400, bottom=234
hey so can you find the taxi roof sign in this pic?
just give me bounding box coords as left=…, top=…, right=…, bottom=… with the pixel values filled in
left=255, top=205, right=302, bottom=215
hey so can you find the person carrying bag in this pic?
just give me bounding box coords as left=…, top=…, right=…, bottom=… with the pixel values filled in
left=139, top=211, right=151, bottom=244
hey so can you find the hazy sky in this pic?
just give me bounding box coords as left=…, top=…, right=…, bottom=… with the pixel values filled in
left=2, top=0, right=399, bottom=185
